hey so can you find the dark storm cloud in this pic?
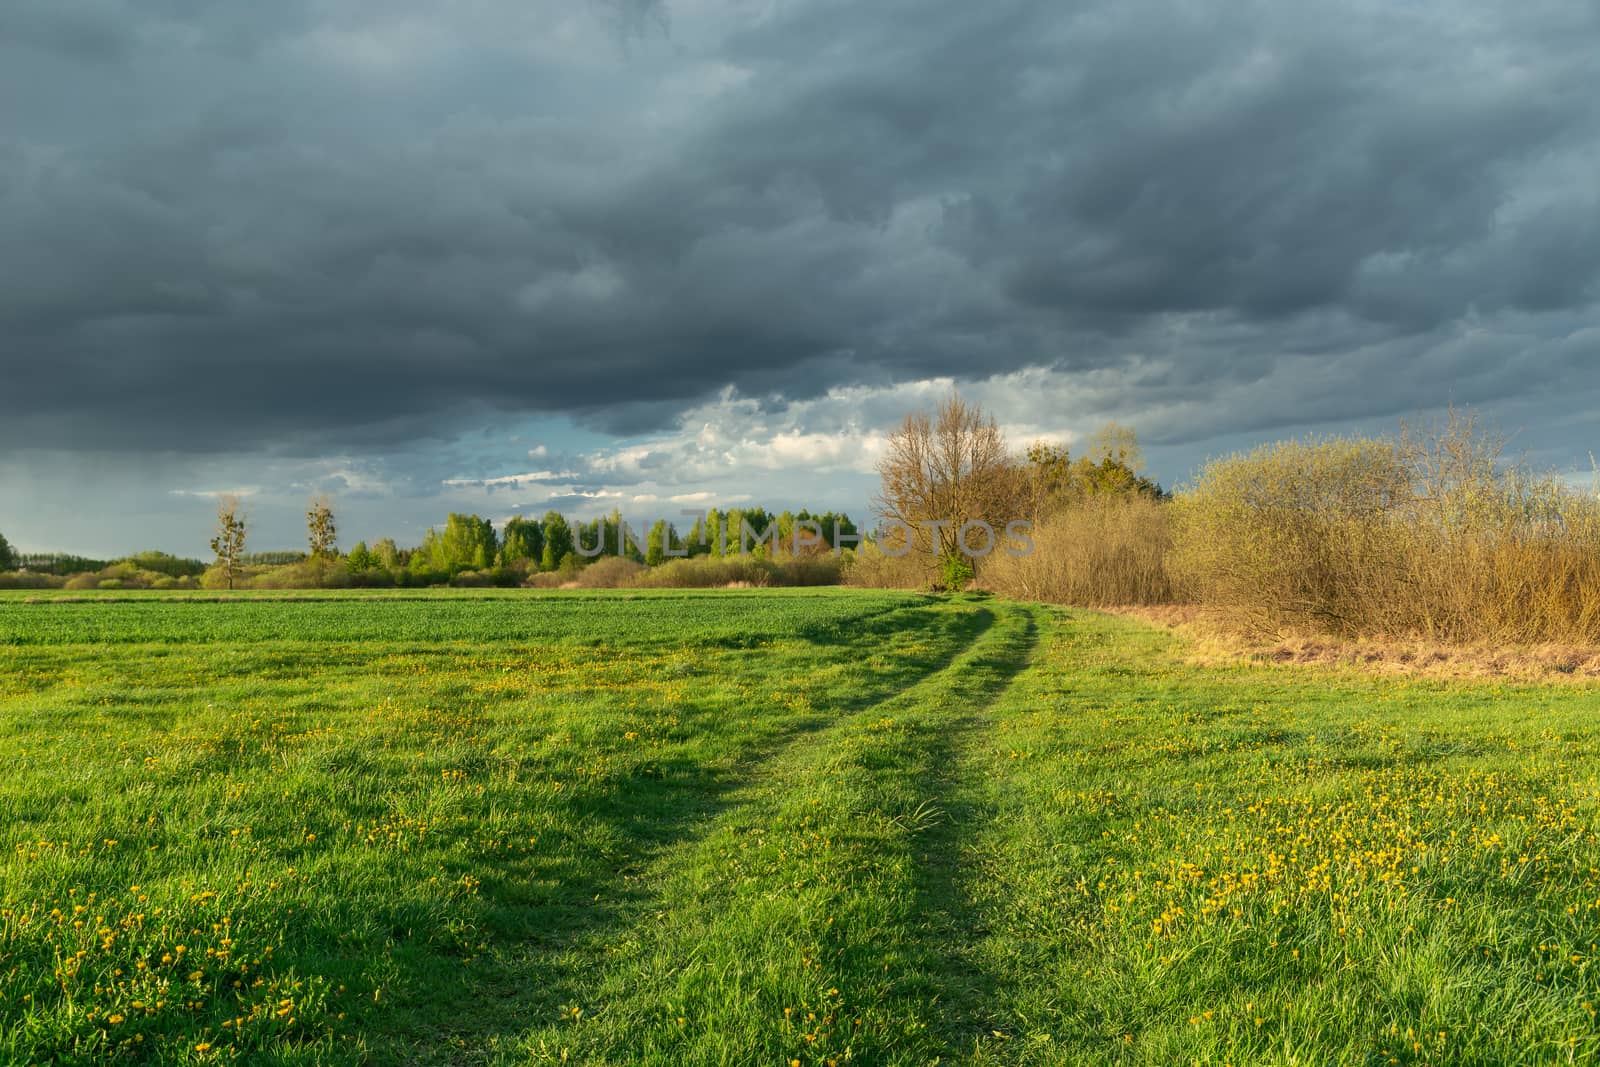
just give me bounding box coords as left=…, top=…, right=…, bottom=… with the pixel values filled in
left=2, top=0, right=1598, bottom=454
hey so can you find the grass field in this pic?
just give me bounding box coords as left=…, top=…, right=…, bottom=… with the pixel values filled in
left=4, top=589, right=1600, bottom=1064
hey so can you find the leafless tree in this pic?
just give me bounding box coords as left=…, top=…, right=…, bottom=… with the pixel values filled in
left=874, top=391, right=1022, bottom=570
left=307, top=496, right=338, bottom=560
left=210, top=496, right=248, bottom=590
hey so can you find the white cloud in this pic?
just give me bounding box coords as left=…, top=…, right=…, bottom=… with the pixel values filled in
left=563, top=370, right=1133, bottom=491
left=168, top=486, right=262, bottom=499
left=441, top=469, right=581, bottom=489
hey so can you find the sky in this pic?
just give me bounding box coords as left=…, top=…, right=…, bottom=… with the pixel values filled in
left=2, top=0, right=1599, bottom=557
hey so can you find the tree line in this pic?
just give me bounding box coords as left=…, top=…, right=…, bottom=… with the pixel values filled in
left=386, top=508, right=856, bottom=581
left=0, top=504, right=862, bottom=591
left=0, top=505, right=862, bottom=591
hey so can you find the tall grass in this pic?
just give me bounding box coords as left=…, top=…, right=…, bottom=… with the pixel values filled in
left=632, top=554, right=843, bottom=588
left=981, top=495, right=1173, bottom=605
left=844, top=542, right=937, bottom=590
left=524, top=553, right=846, bottom=590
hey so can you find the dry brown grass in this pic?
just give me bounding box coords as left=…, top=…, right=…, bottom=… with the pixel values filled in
left=979, top=495, right=1173, bottom=605
left=843, top=542, right=937, bottom=590
left=522, top=554, right=844, bottom=590
left=632, top=555, right=841, bottom=588
left=1110, top=605, right=1600, bottom=682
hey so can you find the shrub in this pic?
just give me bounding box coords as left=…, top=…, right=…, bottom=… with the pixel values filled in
left=843, top=541, right=935, bottom=590
left=244, top=561, right=354, bottom=589
left=939, top=553, right=976, bottom=592
left=1167, top=436, right=1409, bottom=633
left=447, top=568, right=519, bottom=588
left=632, top=556, right=772, bottom=589
left=0, top=572, right=60, bottom=590
left=774, top=555, right=844, bottom=586
left=202, top=564, right=265, bottom=590
left=1167, top=414, right=1600, bottom=643
left=575, top=557, right=648, bottom=588
left=99, top=563, right=135, bottom=581
left=348, top=566, right=398, bottom=589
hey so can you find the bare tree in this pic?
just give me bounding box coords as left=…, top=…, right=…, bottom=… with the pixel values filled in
left=874, top=391, right=1021, bottom=573
left=306, top=496, right=338, bottom=560
left=210, top=496, right=248, bottom=590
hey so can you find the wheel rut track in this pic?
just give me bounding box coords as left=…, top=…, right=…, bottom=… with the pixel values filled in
left=552, top=600, right=1045, bottom=1065
left=905, top=605, right=1044, bottom=1061
left=400, top=599, right=1017, bottom=1065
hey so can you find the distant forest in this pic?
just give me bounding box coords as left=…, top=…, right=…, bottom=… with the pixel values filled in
left=0, top=506, right=862, bottom=591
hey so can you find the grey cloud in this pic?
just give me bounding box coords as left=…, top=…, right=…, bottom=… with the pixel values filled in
left=536, top=492, right=627, bottom=513
left=1, top=0, right=1598, bottom=458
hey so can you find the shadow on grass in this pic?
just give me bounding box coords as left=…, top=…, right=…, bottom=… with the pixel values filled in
left=325, top=601, right=1001, bottom=1061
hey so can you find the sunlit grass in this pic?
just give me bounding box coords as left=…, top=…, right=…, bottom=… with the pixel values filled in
left=2, top=591, right=1598, bottom=1063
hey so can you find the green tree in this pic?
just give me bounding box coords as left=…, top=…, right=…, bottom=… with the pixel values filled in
left=607, top=508, right=626, bottom=558
left=707, top=510, right=726, bottom=557
left=540, top=512, right=573, bottom=570
left=738, top=507, right=775, bottom=556
left=621, top=515, right=648, bottom=562
left=684, top=514, right=705, bottom=555
left=809, top=511, right=857, bottom=552
left=776, top=511, right=795, bottom=551
left=13, top=553, right=107, bottom=576
left=436, top=514, right=497, bottom=572
left=750, top=508, right=776, bottom=550
left=1022, top=442, right=1075, bottom=520
left=373, top=538, right=400, bottom=569
left=419, top=528, right=443, bottom=571
left=0, top=530, right=16, bottom=572
left=346, top=541, right=377, bottom=571
left=645, top=519, right=667, bottom=566
left=501, top=515, right=544, bottom=568
left=1022, top=431, right=1164, bottom=521
left=575, top=518, right=605, bottom=558
left=408, top=547, right=437, bottom=584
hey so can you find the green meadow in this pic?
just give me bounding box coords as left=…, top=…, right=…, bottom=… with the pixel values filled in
left=3, top=589, right=1599, bottom=1064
